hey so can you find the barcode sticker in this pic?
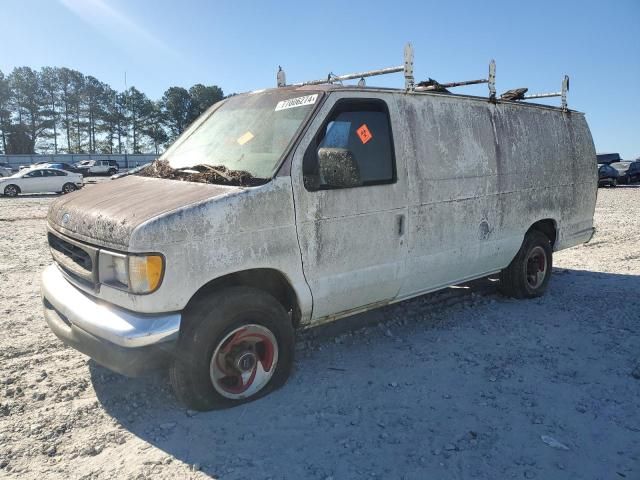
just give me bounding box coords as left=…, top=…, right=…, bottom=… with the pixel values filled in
left=275, top=94, right=318, bottom=111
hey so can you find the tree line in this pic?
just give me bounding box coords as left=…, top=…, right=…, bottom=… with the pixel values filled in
left=0, top=66, right=225, bottom=155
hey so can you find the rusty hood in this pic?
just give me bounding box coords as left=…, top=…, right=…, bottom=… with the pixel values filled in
left=48, top=175, right=241, bottom=249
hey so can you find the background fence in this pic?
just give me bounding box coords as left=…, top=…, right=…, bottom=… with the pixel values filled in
left=0, top=154, right=158, bottom=170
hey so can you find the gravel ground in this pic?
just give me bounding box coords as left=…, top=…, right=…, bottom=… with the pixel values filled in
left=0, top=185, right=638, bottom=479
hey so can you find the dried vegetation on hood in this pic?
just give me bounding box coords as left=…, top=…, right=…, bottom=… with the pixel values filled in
left=137, top=160, right=257, bottom=187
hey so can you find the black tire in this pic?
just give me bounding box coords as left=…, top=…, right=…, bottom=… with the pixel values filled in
left=3, top=184, right=19, bottom=197
left=499, top=230, right=553, bottom=299
left=107, top=168, right=117, bottom=176
left=169, top=286, right=294, bottom=411
left=62, top=183, right=77, bottom=194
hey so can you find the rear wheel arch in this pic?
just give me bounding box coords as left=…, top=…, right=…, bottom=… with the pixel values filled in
left=527, top=218, right=557, bottom=248
left=185, top=268, right=302, bottom=329
left=500, top=229, right=553, bottom=299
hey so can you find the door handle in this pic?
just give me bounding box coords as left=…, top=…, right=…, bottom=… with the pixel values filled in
left=396, top=214, right=405, bottom=236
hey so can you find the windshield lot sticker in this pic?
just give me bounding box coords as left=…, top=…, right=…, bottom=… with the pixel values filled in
left=356, top=124, right=373, bottom=144
left=275, top=94, right=318, bottom=111
left=236, top=131, right=255, bottom=145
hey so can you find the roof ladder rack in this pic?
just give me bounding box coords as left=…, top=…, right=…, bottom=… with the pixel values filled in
left=519, top=75, right=570, bottom=111
left=276, top=46, right=569, bottom=110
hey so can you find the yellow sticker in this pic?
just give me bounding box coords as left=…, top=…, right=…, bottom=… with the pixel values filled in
left=237, top=131, right=254, bottom=145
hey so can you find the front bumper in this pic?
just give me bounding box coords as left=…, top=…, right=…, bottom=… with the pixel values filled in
left=41, top=264, right=181, bottom=376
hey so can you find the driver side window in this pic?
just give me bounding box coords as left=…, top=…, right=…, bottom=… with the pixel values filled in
left=303, top=99, right=395, bottom=191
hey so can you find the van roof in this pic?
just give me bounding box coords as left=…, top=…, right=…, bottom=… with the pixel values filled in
left=251, top=84, right=585, bottom=115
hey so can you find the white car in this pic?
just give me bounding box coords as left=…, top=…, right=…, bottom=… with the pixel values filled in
left=0, top=168, right=83, bottom=196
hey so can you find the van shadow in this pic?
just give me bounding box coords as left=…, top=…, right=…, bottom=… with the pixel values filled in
left=90, top=269, right=640, bottom=479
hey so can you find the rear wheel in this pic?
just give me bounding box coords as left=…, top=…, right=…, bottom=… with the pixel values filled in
left=107, top=168, right=117, bottom=175
left=62, top=183, right=77, bottom=194
left=499, top=230, right=552, bottom=299
left=3, top=184, right=19, bottom=197
left=169, top=286, right=294, bottom=411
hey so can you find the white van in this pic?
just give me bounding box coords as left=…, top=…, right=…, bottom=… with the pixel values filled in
left=41, top=66, right=597, bottom=410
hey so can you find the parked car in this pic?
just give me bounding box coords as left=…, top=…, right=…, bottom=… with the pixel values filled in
left=626, top=161, right=640, bottom=183
left=0, top=168, right=83, bottom=196
left=18, top=161, right=49, bottom=171
left=41, top=82, right=597, bottom=411
left=74, top=160, right=92, bottom=169
left=596, top=153, right=622, bottom=165
left=598, top=163, right=619, bottom=187
left=75, top=159, right=119, bottom=176
left=0, top=162, right=13, bottom=177
left=611, top=160, right=640, bottom=184
left=43, top=162, right=83, bottom=174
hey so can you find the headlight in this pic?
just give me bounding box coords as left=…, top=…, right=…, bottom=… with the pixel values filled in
left=98, top=251, right=164, bottom=294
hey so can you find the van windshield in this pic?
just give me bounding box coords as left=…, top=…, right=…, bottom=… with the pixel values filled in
left=160, top=90, right=321, bottom=180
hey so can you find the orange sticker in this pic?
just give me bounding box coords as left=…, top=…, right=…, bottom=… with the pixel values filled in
left=356, top=124, right=373, bottom=144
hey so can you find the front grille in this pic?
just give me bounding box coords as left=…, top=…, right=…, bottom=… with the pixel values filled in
left=48, top=232, right=97, bottom=286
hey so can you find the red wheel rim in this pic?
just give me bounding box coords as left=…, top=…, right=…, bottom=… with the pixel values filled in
left=209, top=324, right=279, bottom=400
left=525, top=246, right=547, bottom=289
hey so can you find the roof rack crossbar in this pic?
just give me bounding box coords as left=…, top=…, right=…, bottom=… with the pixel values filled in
left=415, top=78, right=488, bottom=91
left=414, top=59, right=497, bottom=100
left=292, top=65, right=405, bottom=87
left=518, top=75, right=570, bottom=111
left=278, top=43, right=415, bottom=90
left=523, top=92, right=562, bottom=99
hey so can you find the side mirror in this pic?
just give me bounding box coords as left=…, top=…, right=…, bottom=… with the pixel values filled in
left=317, top=147, right=362, bottom=189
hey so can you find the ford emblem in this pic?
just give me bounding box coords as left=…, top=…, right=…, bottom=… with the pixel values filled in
left=62, top=213, right=70, bottom=224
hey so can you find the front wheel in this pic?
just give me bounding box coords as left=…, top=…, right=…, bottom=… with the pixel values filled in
left=3, top=184, right=19, bottom=197
left=499, top=230, right=552, bottom=299
left=169, top=287, right=294, bottom=411
left=62, top=183, right=77, bottom=194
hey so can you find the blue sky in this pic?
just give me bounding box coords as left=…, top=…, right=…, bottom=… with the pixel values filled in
left=3, top=0, right=639, bottom=158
